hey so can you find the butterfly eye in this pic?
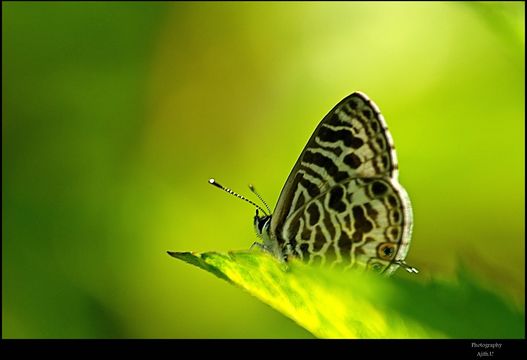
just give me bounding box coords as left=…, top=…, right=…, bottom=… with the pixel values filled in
left=257, top=219, right=265, bottom=233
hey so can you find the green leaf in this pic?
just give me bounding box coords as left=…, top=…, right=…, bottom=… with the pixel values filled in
left=168, top=251, right=524, bottom=339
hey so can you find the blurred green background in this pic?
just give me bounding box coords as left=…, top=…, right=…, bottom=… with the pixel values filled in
left=2, top=2, right=524, bottom=338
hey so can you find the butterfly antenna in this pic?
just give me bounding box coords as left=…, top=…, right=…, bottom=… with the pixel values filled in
left=248, top=184, right=272, bottom=215
left=209, top=178, right=268, bottom=216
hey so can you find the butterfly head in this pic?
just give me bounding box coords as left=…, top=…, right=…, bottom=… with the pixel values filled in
left=253, top=209, right=272, bottom=239
left=254, top=209, right=284, bottom=260
left=208, top=178, right=273, bottom=240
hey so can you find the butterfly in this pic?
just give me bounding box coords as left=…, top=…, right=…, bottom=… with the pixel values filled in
left=210, top=92, right=417, bottom=275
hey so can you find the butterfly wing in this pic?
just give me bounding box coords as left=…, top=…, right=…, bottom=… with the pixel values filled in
left=278, top=177, right=412, bottom=275
left=270, top=92, right=401, bottom=238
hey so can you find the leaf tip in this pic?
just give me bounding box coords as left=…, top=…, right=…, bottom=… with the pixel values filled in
left=167, top=251, right=189, bottom=259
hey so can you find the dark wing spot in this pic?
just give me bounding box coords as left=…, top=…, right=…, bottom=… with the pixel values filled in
left=299, top=176, right=320, bottom=198
left=306, top=202, right=320, bottom=227
left=318, top=127, right=338, bottom=143
left=362, top=108, right=372, bottom=119
left=328, top=112, right=344, bottom=126
left=348, top=100, right=358, bottom=110
left=318, top=127, right=363, bottom=149
left=333, top=170, right=349, bottom=183
left=343, top=153, right=361, bottom=169
left=349, top=136, right=364, bottom=149
left=351, top=205, right=373, bottom=243
left=371, top=181, right=388, bottom=196
left=293, top=172, right=320, bottom=199
left=352, top=205, right=373, bottom=232
left=392, top=210, right=400, bottom=223
left=376, top=137, right=385, bottom=150
left=303, top=151, right=348, bottom=183
left=328, top=186, right=347, bottom=213
left=296, top=192, right=306, bottom=209
left=388, top=195, right=398, bottom=207
left=342, top=213, right=352, bottom=231
left=386, top=227, right=399, bottom=241
left=371, top=121, right=379, bottom=132
left=338, top=232, right=352, bottom=262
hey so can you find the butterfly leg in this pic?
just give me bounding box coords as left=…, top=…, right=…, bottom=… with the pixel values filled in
left=250, top=241, right=269, bottom=252
left=282, top=243, right=294, bottom=263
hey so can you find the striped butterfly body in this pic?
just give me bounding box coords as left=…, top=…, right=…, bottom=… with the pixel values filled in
left=212, top=92, right=415, bottom=275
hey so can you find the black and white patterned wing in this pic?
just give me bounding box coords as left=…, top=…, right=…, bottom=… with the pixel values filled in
left=278, top=177, right=412, bottom=275
left=270, top=92, right=400, bottom=238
